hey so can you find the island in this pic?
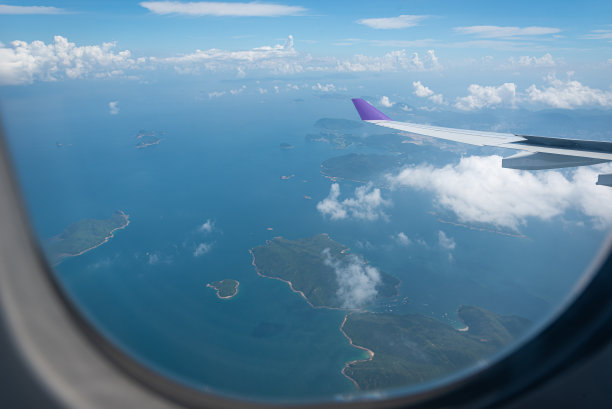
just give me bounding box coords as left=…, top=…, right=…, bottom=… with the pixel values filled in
left=280, top=143, right=294, bottom=150
left=207, top=279, right=240, bottom=299
left=44, top=211, right=130, bottom=266
left=136, top=130, right=163, bottom=149
left=280, top=174, right=295, bottom=180
left=321, top=153, right=402, bottom=183
left=250, top=234, right=399, bottom=309
left=340, top=305, right=531, bottom=390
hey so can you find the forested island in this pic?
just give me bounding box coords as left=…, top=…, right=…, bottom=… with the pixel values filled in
left=250, top=234, right=399, bottom=309
left=44, top=211, right=130, bottom=266
left=341, top=306, right=531, bottom=390
left=207, top=279, right=240, bottom=299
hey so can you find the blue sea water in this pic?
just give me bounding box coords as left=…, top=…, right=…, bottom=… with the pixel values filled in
left=1, top=78, right=609, bottom=401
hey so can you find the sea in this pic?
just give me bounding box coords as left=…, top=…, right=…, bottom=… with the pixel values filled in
left=1, top=77, right=609, bottom=402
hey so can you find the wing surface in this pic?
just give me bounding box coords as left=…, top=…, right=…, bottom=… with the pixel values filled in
left=351, top=98, right=612, bottom=173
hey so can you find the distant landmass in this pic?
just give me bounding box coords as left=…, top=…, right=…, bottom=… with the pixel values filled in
left=341, top=305, right=531, bottom=390
left=321, top=153, right=402, bottom=183
left=314, top=118, right=363, bottom=130
left=136, top=130, right=163, bottom=149
left=280, top=143, right=294, bottom=150
left=250, top=234, right=399, bottom=309
left=207, top=279, right=239, bottom=299
left=44, top=211, right=130, bottom=266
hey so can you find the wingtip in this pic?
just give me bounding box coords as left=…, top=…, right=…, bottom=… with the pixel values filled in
left=351, top=98, right=391, bottom=121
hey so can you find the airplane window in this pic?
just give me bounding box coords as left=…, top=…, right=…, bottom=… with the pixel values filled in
left=1, top=0, right=611, bottom=405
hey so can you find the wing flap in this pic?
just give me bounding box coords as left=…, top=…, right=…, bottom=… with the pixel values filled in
left=502, top=151, right=610, bottom=170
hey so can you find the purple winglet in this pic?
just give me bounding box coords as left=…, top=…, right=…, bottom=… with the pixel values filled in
left=351, top=98, right=391, bottom=121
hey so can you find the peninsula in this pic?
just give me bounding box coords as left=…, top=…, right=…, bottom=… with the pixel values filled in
left=44, top=211, right=130, bottom=266
left=207, top=279, right=240, bottom=299
left=341, top=306, right=531, bottom=391
left=250, top=234, right=399, bottom=309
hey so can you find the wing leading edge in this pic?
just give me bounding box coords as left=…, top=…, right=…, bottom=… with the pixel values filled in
left=351, top=98, right=612, bottom=186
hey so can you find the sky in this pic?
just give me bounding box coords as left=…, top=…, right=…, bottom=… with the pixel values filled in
left=0, top=1, right=611, bottom=110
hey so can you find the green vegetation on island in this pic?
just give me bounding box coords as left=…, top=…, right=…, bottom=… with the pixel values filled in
left=341, top=306, right=532, bottom=391
left=321, top=153, right=402, bottom=183
left=44, top=211, right=130, bottom=266
left=207, top=279, right=240, bottom=299
left=250, top=234, right=399, bottom=309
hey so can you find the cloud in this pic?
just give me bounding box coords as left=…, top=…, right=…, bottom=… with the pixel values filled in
left=455, top=82, right=516, bottom=110
left=525, top=76, right=612, bottom=109
left=229, top=85, right=246, bottom=95
left=323, top=249, right=381, bottom=309
left=140, top=1, right=306, bottom=17
left=0, top=5, right=67, bottom=14
left=393, top=232, right=412, bottom=246
left=438, top=231, right=456, bottom=250
left=387, top=155, right=612, bottom=230
left=455, top=25, right=561, bottom=38
left=357, top=15, right=426, bottom=30
left=312, top=82, right=336, bottom=92
left=208, top=90, right=226, bottom=98
left=147, top=253, right=160, bottom=265
left=194, top=242, right=212, bottom=257
left=509, top=53, right=556, bottom=67
left=198, top=219, right=214, bottom=233
left=257, top=87, right=268, bottom=94
left=582, top=29, right=612, bottom=41
left=0, top=35, right=142, bottom=85
left=159, top=35, right=303, bottom=76
left=108, top=101, right=119, bottom=115
left=413, top=80, right=444, bottom=104
left=379, top=95, right=394, bottom=107
left=317, top=183, right=391, bottom=221
left=334, top=49, right=441, bottom=73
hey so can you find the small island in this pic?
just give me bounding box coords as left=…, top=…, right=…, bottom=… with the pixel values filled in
left=136, top=130, right=163, bottom=149
left=44, top=211, right=130, bottom=266
left=207, top=279, right=240, bottom=299
left=340, top=306, right=531, bottom=391
left=314, top=118, right=363, bottom=130
left=250, top=234, right=399, bottom=309
left=280, top=143, right=294, bottom=150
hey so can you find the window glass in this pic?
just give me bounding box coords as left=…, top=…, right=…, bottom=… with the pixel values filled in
left=1, top=0, right=611, bottom=403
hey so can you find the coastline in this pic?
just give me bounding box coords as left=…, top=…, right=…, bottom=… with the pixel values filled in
left=206, top=280, right=240, bottom=300
left=339, top=313, right=375, bottom=390
left=54, top=211, right=130, bottom=265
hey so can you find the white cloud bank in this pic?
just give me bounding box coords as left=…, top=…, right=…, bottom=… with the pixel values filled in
left=108, top=101, right=119, bottom=115
left=0, top=35, right=143, bottom=85
left=357, top=15, right=426, bottom=30
left=526, top=76, right=612, bottom=109
left=0, top=5, right=67, bottom=14
left=323, top=249, right=381, bottom=309
left=455, top=82, right=517, bottom=110
left=393, top=232, right=412, bottom=246
left=317, top=183, right=391, bottom=221
left=455, top=25, right=561, bottom=38
left=140, top=1, right=306, bottom=17
left=388, top=156, right=612, bottom=231
left=413, top=81, right=444, bottom=104
left=379, top=95, right=394, bottom=107
left=510, top=53, right=556, bottom=67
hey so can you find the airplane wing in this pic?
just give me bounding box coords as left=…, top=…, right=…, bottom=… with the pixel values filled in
left=351, top=98, right=612, bottom=186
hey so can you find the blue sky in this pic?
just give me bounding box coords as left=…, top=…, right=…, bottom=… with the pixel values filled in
left=0, top=1, right=611, bottom=111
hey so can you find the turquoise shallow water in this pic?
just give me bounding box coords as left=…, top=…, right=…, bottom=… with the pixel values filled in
left=1, top=80, right=608, bottom=401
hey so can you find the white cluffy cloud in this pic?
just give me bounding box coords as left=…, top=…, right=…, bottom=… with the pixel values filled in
left=379, top=95, right=394, bottom=107
left=394, top=232, right=412, bottom=246
left=323, top=249, right=381, bottom=309
left=387, top=155, right=612, bottom=231
left=510, top=53, right=556, bottom=67
left=0, top=5, right=67, bottom=14
left=140, top=1, right=306, bottom=16
left=312, top=83, right=336, bottom=92
left=317, top=183, right=391, bottom=221
left=413, top=81, right=444, bottom=104
left=357, top=15, right=426, bottom=30
left=455, top=82, right=516, bottom=110
left=108, top=101, right=119, bottom=115
left=194, top=242, right=212, bottom=257
left=0, top=35, right=143, bottom=85
left=455, top=25, right=561, bottom=38
left=526, top=75, right=612, bottom=109
left=335, top=49, right=441, bottom=72
left=198, top=219, right=215, bottom=233
left=438, top=231, right=456, bottom=250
